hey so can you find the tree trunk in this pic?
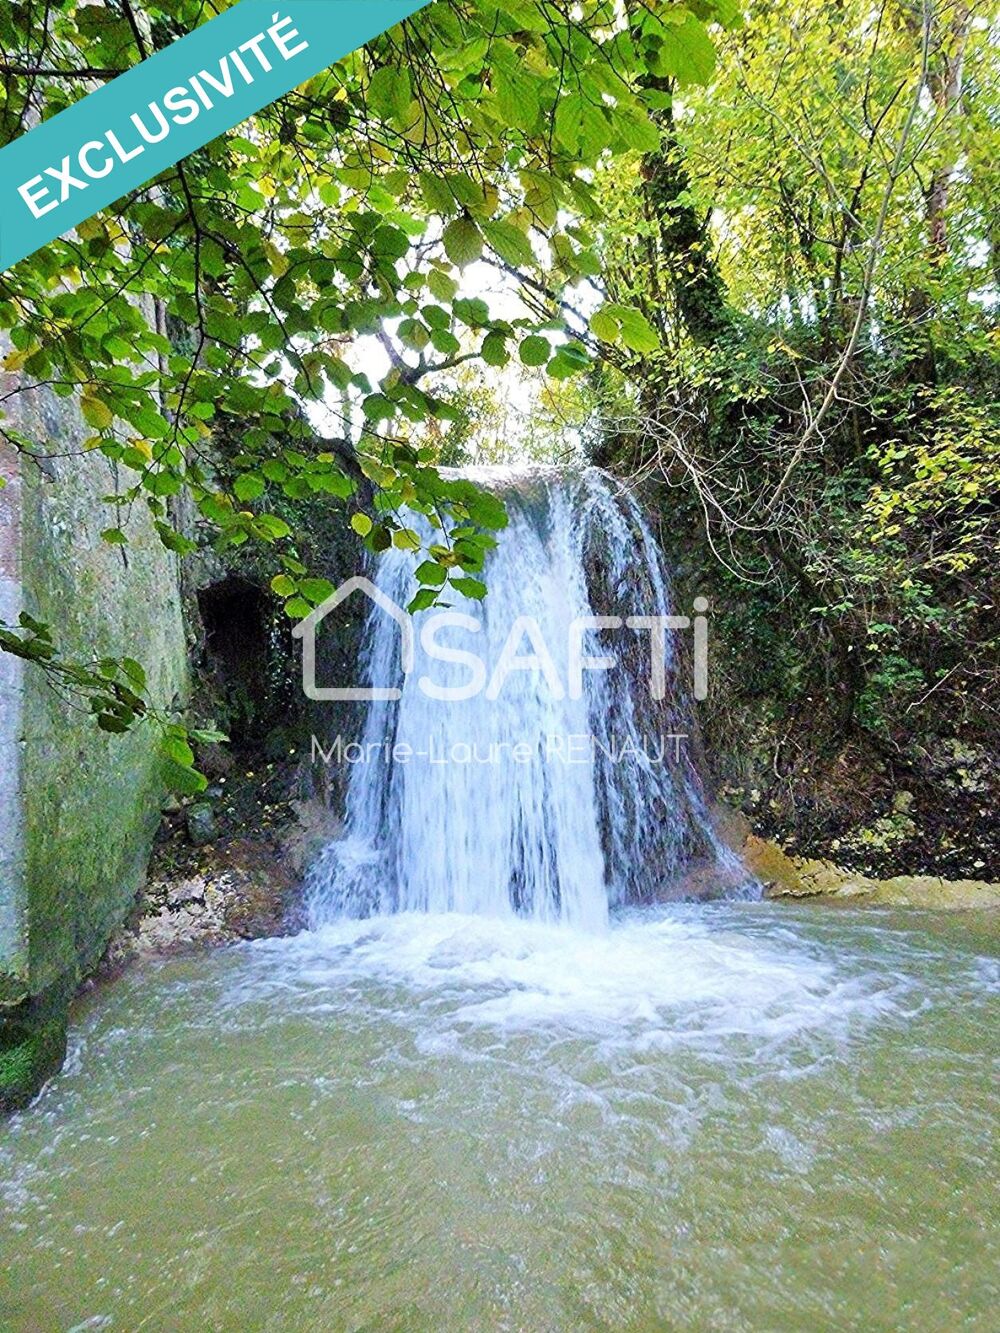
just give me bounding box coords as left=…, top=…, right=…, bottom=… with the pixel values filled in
left=925, top=2, right=971, bottom=259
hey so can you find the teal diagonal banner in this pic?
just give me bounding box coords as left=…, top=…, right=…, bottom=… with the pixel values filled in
left=0, top=0, right=430, bottom=273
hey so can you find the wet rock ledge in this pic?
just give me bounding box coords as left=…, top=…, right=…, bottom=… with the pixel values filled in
left=743, top=834, right=1000, bottom=911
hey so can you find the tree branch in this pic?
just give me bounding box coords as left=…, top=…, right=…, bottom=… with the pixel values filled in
left=0, top=61, right=124, bottom=80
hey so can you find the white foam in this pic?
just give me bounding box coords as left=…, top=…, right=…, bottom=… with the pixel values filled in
left=249, top=907, right=904, bottom=1057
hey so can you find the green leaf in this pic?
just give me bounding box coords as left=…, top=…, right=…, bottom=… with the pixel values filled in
left=161, top=757, right=208, bottom=796
left=351, top=513, right=373, bottom=536
left=368, top=65, right=411, bottom=121
left=408, top=588, right=439, bottom=613
left=483, top=219, right=534, bottom=268
left=271, top=573, right=296, bottom=597
left=81, top=396, right=113, bottom=429
left=590, top=306, right=621, bottom=343
left=234, top=473, right=265, bottom=502
left=256, top=514, right=291, bottom=540
left=415, top=559, right=448, bottom=586
left=162, top=735, right=195, bottom=768
left=421, top=304, right=450, bottom=330
left=427, top=269, right=458, bottom=302
left=419, top=172, right=454, bottom=216
left=557, top=341, right=590, bottom=369
left=548, top=349, right=588, bottom=379
left=653, top=14, right=716, bottom=85
left=393, top=528, right=421, bottom=552
left=97, top=713, right=131, bottom=733
left=190, top=728, right=228, bottom=744
left=313, top=470, right=355, bottom=498
left=431, top=329, right=461, bottom=356
left=155, top=522, right=198, bottom=555
left=363, top=393, right=395, bottom=421
left=372, top=224, right=409, bottom=261
left=617, top=307, right=660, bottom=354
left=554, top=91, right=612, bottom=158
left=399, top=318, right=430, bottom=351
left=481, top=332, right=509, bottom=366
left=494, top=66, right=540, bottom=132
left=462, top=488, right=508, bottom=529
left=614, top=108, right=662, bottom=153
left=300, top=577, right=335, bottom=604
left=519, top=335, right=550, bottom=366
left=121, top=658, right=146, bottom=690
left=453, top=297, right=490, bottom=327
left=451, top=576, right=487, bottom=599
left=100, top=527, right=128, bottom=546
left=443, top=217, right=483, bottom=268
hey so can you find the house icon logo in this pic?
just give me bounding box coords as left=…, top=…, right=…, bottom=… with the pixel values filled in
left=291, top=575, right=414, bottom=702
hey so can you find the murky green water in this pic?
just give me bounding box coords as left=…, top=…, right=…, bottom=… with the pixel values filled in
left=2, top=903, right=998, bottom=1331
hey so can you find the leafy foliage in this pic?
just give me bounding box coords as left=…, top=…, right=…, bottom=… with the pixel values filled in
left=0, top=0, right=732, bottom=775
left=588, top=0, right=998, bottom=742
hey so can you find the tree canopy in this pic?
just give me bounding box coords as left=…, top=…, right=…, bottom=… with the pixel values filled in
left=588, top=0, right=997, bottom=737
left=0, top=0, right=732, bottom=589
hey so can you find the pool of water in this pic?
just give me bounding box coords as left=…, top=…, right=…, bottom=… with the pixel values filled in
left=2, top=903, right=998, bottom=1330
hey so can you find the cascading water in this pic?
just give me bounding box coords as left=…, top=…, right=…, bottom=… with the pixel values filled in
left=307, top=467, right=751, bottom=927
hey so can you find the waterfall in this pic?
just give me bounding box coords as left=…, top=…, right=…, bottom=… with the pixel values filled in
left=307, top=467, right=751, bottom=928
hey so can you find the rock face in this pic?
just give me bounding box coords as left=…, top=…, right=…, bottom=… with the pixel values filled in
left=0, top=369, right=187, bottom=1110
left=742, top=835, right=1000, bottom=911
left=96, top=794, right=342, bottom=970
left=186, top=803, right=217, bottom=847
left=100, top=839, right=301, bottom=970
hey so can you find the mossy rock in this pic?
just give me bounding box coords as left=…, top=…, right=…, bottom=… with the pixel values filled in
left=744, top=834, right=1000, bottom=911
left=0, top=1016, right=67, bottom=1113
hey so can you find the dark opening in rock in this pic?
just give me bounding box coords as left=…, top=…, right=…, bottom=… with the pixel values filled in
left=197, top=576, right=278, bottom=746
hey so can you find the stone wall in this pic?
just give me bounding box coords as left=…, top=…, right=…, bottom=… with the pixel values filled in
left=0, top=374, right=187, bottom=1109
left=0, top=444, right=26, bottom=999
